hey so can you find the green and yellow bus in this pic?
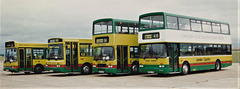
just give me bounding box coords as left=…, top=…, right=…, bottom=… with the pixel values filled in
left=92, top=18, right=140, bottom=75
left=45, top=38, right=93, bottom=74
left=3, top=41, right=48, bottom=74
left=138, top=12, right=232, bottom=75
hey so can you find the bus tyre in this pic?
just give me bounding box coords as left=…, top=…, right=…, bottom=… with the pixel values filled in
left=215, top=61, right=221, bottom=71
left=182, top=62, right=189, bottom=75
left=34, top=65, right=43, bottom=74
left=131, top=63, right=139, bottom=74
left=81, top=64, right=91, bottom=74
left=24, top=72, right=30, bottom=74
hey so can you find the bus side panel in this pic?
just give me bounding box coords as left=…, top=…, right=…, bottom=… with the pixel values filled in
left=179, top=55, right=232, bottom=72
left=32, top=59, right=47, bottom=70
left=78, top=56, right=93, bottom=70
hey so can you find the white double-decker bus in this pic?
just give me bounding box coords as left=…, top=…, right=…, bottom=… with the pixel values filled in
left=138, top=12, right=232, bottom=75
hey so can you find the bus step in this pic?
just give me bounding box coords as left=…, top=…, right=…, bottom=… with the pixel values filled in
left=169, top=72, right=180, bottom=74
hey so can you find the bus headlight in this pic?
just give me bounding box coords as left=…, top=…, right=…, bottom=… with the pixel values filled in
left=108, top=65, right=113, bottom=68
left=93, top=65, right=96, bottom=68
left=45, top=65, right=48, bottom=67
left=10, top=59, right=13, bottom=62
left=159, top=65, right=165, bottom=68
left=139, top=65, right=143, bottom=67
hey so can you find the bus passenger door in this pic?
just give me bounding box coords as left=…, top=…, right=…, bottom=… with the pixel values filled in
left=25, top=48, right=32, bottom=71
left=19, top=48, right=25, bottom=69
left=19, top=48, right=32, bottom=71
left=167, top=43, right=179, bottom=72
left=117, top=45, right=128, bottom=73
left=65, top=42, right=78, bottom=72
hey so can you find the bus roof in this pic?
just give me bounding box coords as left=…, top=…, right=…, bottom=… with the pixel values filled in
left=139, top=12, right=228, bottom=24
left=5, top=41, right=47, bottom=48
left=93, top=18, right=139, bottom=24
left=48, top=37, right=92, bottom=43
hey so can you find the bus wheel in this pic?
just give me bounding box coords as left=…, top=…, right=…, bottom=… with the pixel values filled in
left=215, top=60, right=221, bottom=71
left=34, top=65, right=43, bottom=74
left=182, top=62, right=189, bottom=75
left=81, top=65, right=91, bottom=74
left=24, top=72, right=30, bottom=74
left=131, top=63, right=139, bottom=74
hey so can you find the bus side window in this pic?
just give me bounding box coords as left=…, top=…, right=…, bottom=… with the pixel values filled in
left=180, top=44, right=192, bottom=56
left=33, top=48, right=44, bottom=59
left=80, top=44, right=92, bottom=56
left=226, top=45, right=231, bottom=55
left=130, top=46, right=139, bottom=58
left=203, top=44, right=213, bottom=55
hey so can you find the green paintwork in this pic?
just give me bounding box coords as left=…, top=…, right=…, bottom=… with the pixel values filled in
left=92, top=18, right=139, bottom=35
left=139, top=12, right=228, bottom=24
left=45, top=67, right=83, bottom=73
left=221, top=63, right=232, bottom=68
left=45, top=67, right=67, bottom=73
left=140, top=63, right=232, bottom=74
left=139, top=12, right=229, bottom=32
left=92, top=67, right=131, bottom=74
left=190, top=64, right=215, bottom=71
left=3, top=67, right=19, bottom=72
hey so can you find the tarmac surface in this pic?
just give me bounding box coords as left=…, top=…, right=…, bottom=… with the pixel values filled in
left=0, top=62, right=239, bottom=89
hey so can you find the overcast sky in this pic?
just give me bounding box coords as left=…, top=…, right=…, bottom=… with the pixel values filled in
left=1, top=0, right=239, bottom=54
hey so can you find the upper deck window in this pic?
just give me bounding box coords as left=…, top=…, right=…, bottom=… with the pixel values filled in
left=202, top=21, right=212, bottom=32
left=191, top=20, right=202, bottom=31
left=166, top=16, right=178, bottom=29
left=115, top=21, right=138, bottom=34
left=178, top=18, right=190, bottom=30
left=221, top=24, right=230, bottom=34
left=94, top=21, right=112, bottom=35
left=140, top=15, right=164, bottom=30
left=212, top=23, right=221, bottom=33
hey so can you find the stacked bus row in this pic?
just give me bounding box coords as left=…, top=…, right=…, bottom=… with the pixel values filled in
left=3, top=12, right=232, bottom=75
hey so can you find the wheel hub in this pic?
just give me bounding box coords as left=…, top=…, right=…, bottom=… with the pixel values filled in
left=83, top=66, right=89, bottom=73
left=132, top=65, right=137, bottom=72
left=183, top=64, right=188, bottom=74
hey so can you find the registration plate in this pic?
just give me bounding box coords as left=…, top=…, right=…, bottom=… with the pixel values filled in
left=148, top=71, right=154, bottom=73
left=99, top=71, right=104, bottom=73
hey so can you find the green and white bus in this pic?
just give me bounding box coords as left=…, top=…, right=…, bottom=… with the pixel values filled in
left=138, top=12, right=232, bottom=75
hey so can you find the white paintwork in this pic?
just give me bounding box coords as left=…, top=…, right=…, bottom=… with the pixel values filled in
left=138, top=29, right=231, bottom=44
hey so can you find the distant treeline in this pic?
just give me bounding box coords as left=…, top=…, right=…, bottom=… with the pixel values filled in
left=232, top=49, right=240, bottom=51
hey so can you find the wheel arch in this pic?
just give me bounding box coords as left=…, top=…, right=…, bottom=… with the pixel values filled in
left=131, top=61, right=139, bottom=66
left=216, top=59, right=221, bottom=64
left=35, top=64, right=44, bottom=70
left=82, top=62, right=92, bottom=68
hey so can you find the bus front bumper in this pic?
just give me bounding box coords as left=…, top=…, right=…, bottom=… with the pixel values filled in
left=3, top=67, right=19, bottom=72
left=138, top=65, right=169, bottom=74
